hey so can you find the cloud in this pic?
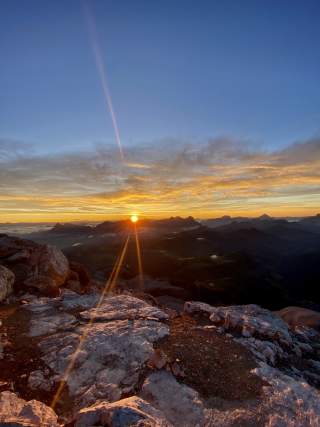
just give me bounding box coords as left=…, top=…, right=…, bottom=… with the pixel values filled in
left=0, top=138, right=33, bottom=162
left=0, top=136, right=319, bottom=220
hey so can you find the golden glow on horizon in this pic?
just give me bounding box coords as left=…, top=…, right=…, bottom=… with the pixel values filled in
left=1, top=206, right=320, bottom=223
left=130, top=214, right=139, bottom=223
left=1, top=142, right=319, bottom=222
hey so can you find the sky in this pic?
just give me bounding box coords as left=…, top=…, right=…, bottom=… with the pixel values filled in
left=1, top=0, right=320, bottom=221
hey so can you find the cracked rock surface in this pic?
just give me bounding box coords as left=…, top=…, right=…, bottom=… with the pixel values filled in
left=1, top=291, right=320, bottom=426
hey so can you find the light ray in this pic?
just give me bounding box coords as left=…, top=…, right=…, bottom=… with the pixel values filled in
left=106, top=233, right=131, bottom=294
left=83, top=1, right=125, bottom=161
left=134, top=223, right=144, bottom=291
left=50, top=234, right=130, bottom=411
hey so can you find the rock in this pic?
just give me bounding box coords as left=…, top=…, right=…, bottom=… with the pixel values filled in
left=296, top=342, right=314, bottom=353
left=170, top=362, right=185, bottom=378
left=80, top=294, right=169, bottom=322
left=140, top=371, right=205, bottom=426
left=37, top=295, right=169, bottom=407
left=185, top=299, right=320, bottom=420
left=59, top=289, right=99, bottom=311
left=205, top=362, right=320, bottom=426
left=0, top=390, right=59, bottom=426
left=185, top=302, right=293, bottom=346
left=149, top=349, right=168, bottom=370
left=277, top=306, right=320, bottom=330
left=65, top=261, right=91, bottom=294
left=0, top=234, right=69, bottom=295
left=29, top=312, right=77, bottom=337
left=184, top=301, right=215, bottom=317
left=75, top=396, right=172, bottom=427
left=235, top=337, right=284, bottom=366
left=3, top=286, right=320, bottom=427
left=24, top=289, right=99, bottom=314
left=308, top=359, right=320, bottom=372
left=254, top=363, right=320, bottom=426
left=0, top=265, right=14, bottom=302
left=28, top=370, right=53, bottom=392
left=304, top=371, right=320, bottom=385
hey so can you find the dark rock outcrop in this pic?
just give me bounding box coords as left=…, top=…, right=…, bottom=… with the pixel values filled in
left=0, top=234, right=69, bottom=296
left=65, top=261, right=91, bottom=294
left=277, top=306, right=320, bottom=330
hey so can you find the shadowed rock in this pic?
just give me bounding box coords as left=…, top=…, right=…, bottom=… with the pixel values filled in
left=0, top=265, right=14, bottom=302
left=0, top=234, right=69, bottom=296
left=277, top=306, right=320, bottom=330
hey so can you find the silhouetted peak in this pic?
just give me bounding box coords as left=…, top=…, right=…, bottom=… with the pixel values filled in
left=258, top=214, right=272, bottom=220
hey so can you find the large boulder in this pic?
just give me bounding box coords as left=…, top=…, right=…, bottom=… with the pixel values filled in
left=0, top=234, right=69, bottom=296
left=0, top=265, right=14, bottom=302
left=0, top=391, right=59, bottom=426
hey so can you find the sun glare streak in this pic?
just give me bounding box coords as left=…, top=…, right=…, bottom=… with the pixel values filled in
left=106, top=234, right=131, bottom=294
left=134, top=223, right=144, bottom=291
left=50, top=234, right=130, bottom=411
left=83, top=1, right=125, bottom=162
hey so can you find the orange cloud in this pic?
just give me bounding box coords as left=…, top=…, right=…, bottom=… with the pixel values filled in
left=0, top=137, right=319, bottom=221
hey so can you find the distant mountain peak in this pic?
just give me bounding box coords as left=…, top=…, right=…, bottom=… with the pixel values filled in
left=258, top=214, right=272, bottom=220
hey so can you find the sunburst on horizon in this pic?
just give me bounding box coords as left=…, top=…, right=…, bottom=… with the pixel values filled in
left=130, top=214, right=139, bottom=223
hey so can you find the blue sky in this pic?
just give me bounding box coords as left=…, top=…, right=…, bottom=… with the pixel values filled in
left=1, top=1, right=320, bottom=221
left=1, top=0, right=320, bottom=154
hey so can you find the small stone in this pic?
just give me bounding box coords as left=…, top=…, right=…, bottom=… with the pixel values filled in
left=149, top=349, right=167, bottom=370
left=171, top=362, right=185, bottom=378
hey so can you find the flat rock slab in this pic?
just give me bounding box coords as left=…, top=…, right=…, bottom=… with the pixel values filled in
left=80, top=294, right=169, bottom=322
left=185, top=302, right=292, bottom=345
left=29, top=312, right=78, bottom=337
left=24, top=290, right=99, bottom=314
left=37, top=296, right=169, bottom=409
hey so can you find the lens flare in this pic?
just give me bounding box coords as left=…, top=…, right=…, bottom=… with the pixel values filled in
left=131, top=214, right=138, bottom=223
left=83, top=1, right=125, bottom=162
left=50, top=234, right=130, bottom=411
left=134, top=223, right=144, bottom=291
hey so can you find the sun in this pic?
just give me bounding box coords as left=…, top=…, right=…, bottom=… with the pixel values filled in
left=130, top=214, right=139, bottom=223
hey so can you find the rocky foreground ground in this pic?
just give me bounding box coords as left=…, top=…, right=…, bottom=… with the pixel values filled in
left=1, top=234, right=320, bottom=426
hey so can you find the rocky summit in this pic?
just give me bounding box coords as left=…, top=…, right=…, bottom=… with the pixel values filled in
left=0, top=281, right=320, bottom=426
left=1, top=234, right=320, bottom=426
